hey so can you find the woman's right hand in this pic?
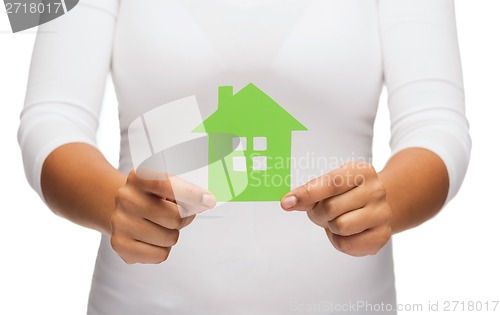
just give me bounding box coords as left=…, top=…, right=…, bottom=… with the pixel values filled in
left=110, top=171, right=217, bottom=264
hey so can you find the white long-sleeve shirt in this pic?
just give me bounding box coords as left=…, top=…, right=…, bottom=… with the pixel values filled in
left=18, top=0, right=471, bottom=314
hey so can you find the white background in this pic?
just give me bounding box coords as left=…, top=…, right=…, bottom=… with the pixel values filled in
left=0, top=1, right=499, bottom=314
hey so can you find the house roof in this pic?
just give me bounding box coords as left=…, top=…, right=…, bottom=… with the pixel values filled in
left=193, top=83, right=307, bottom=134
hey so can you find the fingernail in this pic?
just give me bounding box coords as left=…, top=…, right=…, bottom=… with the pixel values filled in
left=202, top=193, right=217, bottom=208
left=282, top=195, right=297, bottom=209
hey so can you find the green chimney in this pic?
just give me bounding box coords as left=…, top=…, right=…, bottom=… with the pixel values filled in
left=218, top=86, right=233, bottom=109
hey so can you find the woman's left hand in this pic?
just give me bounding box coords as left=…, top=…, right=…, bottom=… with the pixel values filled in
left=280, top=161, right=392, bottom=257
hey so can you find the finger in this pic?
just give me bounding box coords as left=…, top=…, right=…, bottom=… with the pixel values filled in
left=126, top=218, right=180, bottom=248
left=308, top=185, right=369, bottom=227
left=142, top=198, right=195, bottom=230
left=167, top=176, right=218, bottom=215
left=132, top=172, right=217, bottom=210
left=281, top=164, right=367, bottom=211
left=110, top=236, right=172, bottom=264
left=326, top=225, right=392, bottom=257
left=327, top=204, right=390, bottom=236
left=116, top=186, right=195, bottom=229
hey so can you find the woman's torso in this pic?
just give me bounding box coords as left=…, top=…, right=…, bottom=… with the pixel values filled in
left=88, top=1, right=396, bottom=314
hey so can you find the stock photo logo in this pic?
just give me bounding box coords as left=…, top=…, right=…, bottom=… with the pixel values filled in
left=4, top=0, right=79, bottom=33
left=128, top=84, right=307, bottom=215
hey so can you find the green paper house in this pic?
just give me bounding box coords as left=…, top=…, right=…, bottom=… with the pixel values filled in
left=193, top=83, right=307, bottom=201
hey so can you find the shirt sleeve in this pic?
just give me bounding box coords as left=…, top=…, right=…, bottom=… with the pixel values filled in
left=17, top=0, right=119, bottom=201
left=378, top=0, right=472, bottom=204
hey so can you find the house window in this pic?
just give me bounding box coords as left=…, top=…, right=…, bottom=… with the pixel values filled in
left=253, top=137, right=267, bottom=151
left=232, top=137, right=268, bottom=172
left=232, top=137, right=246, bottom=151
left=252, top=156, right=267, bottom=171
left=233, top=156, right=247, bottom=172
